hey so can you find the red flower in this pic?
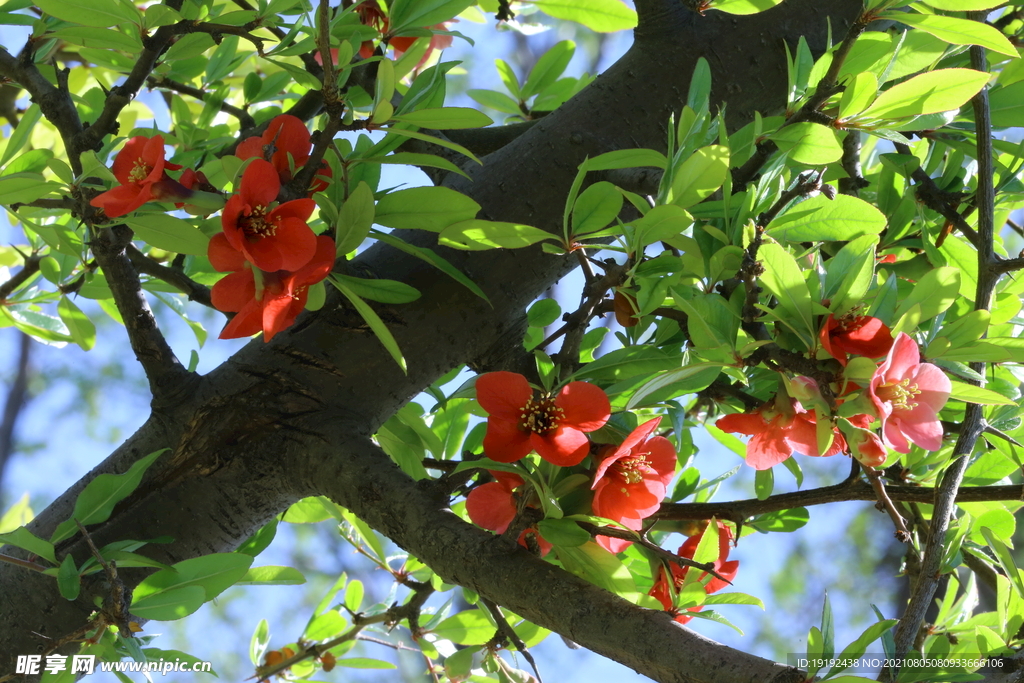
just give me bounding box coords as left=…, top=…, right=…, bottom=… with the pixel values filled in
left=476, top=372, right=610, bottom=467
left=868, top=333, right=951, bottom=453
left=592, top=418, right=675, bottom=553
left=221, top=159, right=317, bottom=273
left=90, top=135, right=189, bottom=217
left=716, top=397, right=821, bottom=470
left=465, top=471, right=551, bottom=555
left=820, top=313, right=893, bottom=366
left=236, top=115, right=331, bottom=194
left=838, top=418, right=888, bottom=467
left=649, top=521, right=739, bottom=624
left=389, top=22, right=453, bottom=60
left=210, top=234, right=336, bottom=342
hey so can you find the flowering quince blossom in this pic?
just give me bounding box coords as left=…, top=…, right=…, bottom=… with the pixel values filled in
left=838, top=418, right=888, bottom=467
left=592, top=417, right=676, bottom=554
left=649, top=521, right=739, bottom=624
left=209, top=234, right=336, bottom=342
left=869, top=332, right=951, bottom=453
left=475, top=372, right=610, bottom=467
left=820, top=313, right=894, bottom=366
left=465, top=471, right=551, bottom=556
left=716, top=397, right=823, bottom=470
left=236, top=115, right=330, bottom=193
left=90, top=135, right=191, bottom=217
left=221, top=159, right=317, bottom=273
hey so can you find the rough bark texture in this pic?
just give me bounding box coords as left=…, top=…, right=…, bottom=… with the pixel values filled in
left=0, top=2, right=862, bottom=681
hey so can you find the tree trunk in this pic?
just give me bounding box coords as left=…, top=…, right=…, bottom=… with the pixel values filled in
left=0, top=2, right=861, bottom=681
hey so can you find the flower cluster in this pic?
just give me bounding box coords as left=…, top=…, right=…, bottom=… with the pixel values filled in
left=717, top=316, right=951, bottom=469
left=649, top=521, right=739, bottom=624
left=90, top=117, right=336, bottom=342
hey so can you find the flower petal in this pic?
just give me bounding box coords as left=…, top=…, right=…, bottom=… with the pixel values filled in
left=716, top=411, right=767, bottom=436
left=239, top=158, right=281, bottom=207
left=211, top=270, right=255, bottom=313
left=466, top=481, right=517, bottom=534
left=208, top=233, right=247, bottom=273
left=476, top=372, right=533, bottom=420
left=482, top=416, right=532, bottom=463
left=533, top=426, right=590, bottom=467
left=885, top=333, right=921, bottom=381
left=555, top=381, right=610, bottom=432
left=245, top=216, right=317, bottom=272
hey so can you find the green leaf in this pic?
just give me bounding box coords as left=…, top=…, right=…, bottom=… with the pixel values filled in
left=757, top=241, right=814, bottom=341
left=0, top=104, right=41, bottom=168
left=582, top=148, right=667, bottom=172
left=766, top=194, right=887, bottom=242
left=374, top=186, right=480, bottom=232
left=572, top=181, right=622, bottom=237
left=133, top=553, right=254, bottom=609
left=983, top=527, right=1024, bottom=600
left=468, top=89, right=523, bottom=115
left=537, top=519, right=590, bottom=547
left=709, top=0, right=784, bottom=14
left=57, top=297, right=96, bottom=351
left=335, top=181, right=374, bottom=255
left=754, top=468, right=774, bottom=499
left=633, top=205, right=692, bottom=247
left=892, top=266, right=960, bottom=322
left=770, top=122, right=843, bottom=165
left=625, top=363, right=723, bottom=409
left=527, top=298, right=560, bottom=327
left=35, top=0, right=140, bottom=27
left=123, top=214, right=209, bottom=256
left=924, top=0, right=1004, bottom=8
left=329, top=277, right=407, bottom=373
left=377, top=127, right=482, bottom=165
left=522, top=40, right=575, bottom=100
left=825, top=619, right=899, bottom=678
left=57, top=553, right=80, bottom=601
left=948, top=381, right=1015, bottom=406
left=0, top=173, right=61, bottom=204
left=388, top=0, right=474, bottom=32
left=334, top=658, right=398, bottom=669
left=432, top=609, right=496, bottom=645
left=439, top=220, right=553, bottom=250
left=839, top=72, right=879, bottom=120
left=555, top=543, right=639, bottom=599
left=391, top=107, right=493, bottom=129
left=52, top=26, right=142, bottom=52
left=237, top=565, right=306, bottom=585
left=883, top=12, right=1016, bottom=57
left=370, top=230, right=489, bottom=303
left=531, top=0, right=637, bottom=32
left=669, top=145, right=729, bottom=209
left=859, top=68, right=990, bottom=120
left=0, top=526, right=56, bottom=563
left=130, top=585, right=206, bottom=621
left=360, top=152, right=470, bottom=180
left=823, top=235, right=878, bottom=315
left=331, top=274, right=420, bottom=304
left=51, top=449, right=167, bottom=543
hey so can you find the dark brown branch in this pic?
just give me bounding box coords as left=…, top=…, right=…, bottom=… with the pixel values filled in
left=9, top=197, right=75, bottom=211
left=0, top=332, right=32, bottom=490
left=89, top=225, right=194, bottom=402
left=838, top=130, right=868, bottom=196
left=125, top=245, right=215, bottom=310
left=863, top=465, right=911, bottom=542
left=655, top=482, right=1024, bottom=521
left=145, top=76, right=256, bottom=129
left=0, top=253, right=41, bottom=302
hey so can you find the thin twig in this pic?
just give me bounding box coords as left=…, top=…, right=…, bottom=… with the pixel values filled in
left=125, top=245, right=215, bottom=310
left=0, top=253, right=41, bottom=302
left=145, top=76, right=255, bottom=129
left=863, top=465, right=911, bottom=542
left=481, top=598, right=543, bottom=683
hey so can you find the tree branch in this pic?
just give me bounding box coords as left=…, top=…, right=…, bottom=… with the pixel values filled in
left=89, top=225, right=195, bottom=403
left=145, top=76, right=256, bottom=129
left=124, top=245, right=215, bottom=310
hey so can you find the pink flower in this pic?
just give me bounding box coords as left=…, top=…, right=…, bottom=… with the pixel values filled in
left=868, top=333, right=950, bottom=453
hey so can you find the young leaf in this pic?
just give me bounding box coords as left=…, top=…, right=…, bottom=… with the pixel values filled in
left=669, top=145, right=730, bottom=209
left=50, top=449, right=168, bottom=543
left=858, top=68, right=990, bottom=121
left=374, top=186, right=480, bottom=232
left=390, top=107, right=493, bottom=129
left=770, top=122, right=843, bottom=165
left=883, top=12, right=1016, bottom=57
left=439, top=220, right=553, bottom=250
left=329, top=277, right=407, bottom=373
left=335, top=181, right=375, bottom=255
left=766, top=194, right=887, bottom=243
left=57, top=296, right=96, bottom=351
left=522, top=41, right=575, bottom=100
left=530, top=0, right=637, bottom=33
